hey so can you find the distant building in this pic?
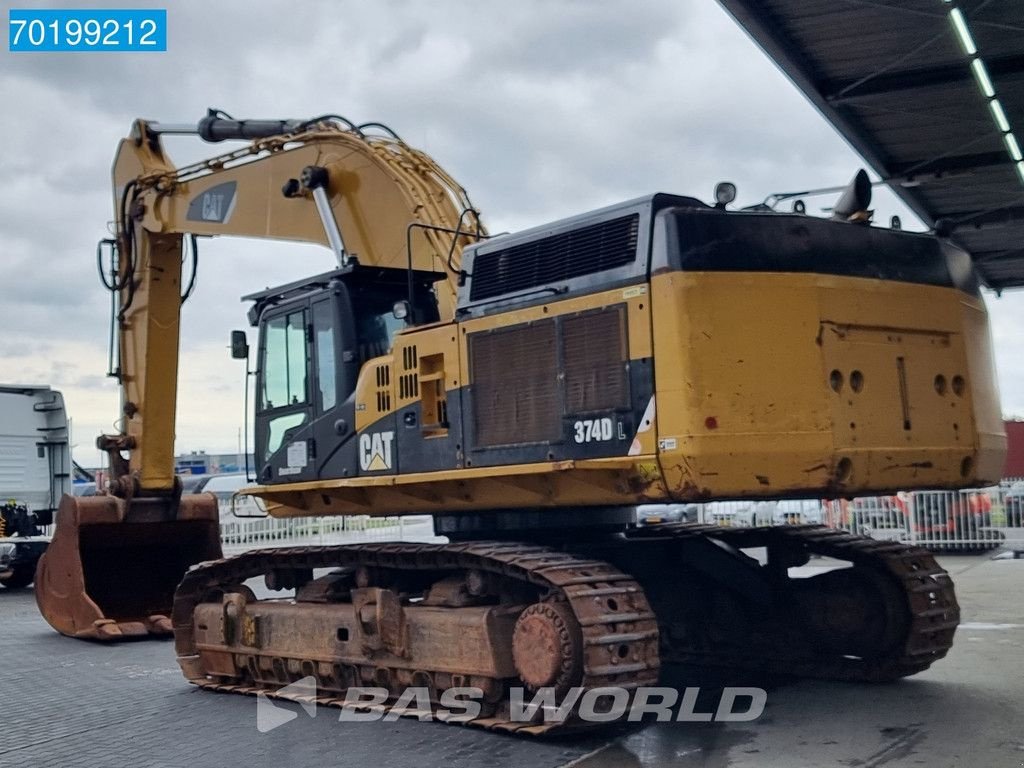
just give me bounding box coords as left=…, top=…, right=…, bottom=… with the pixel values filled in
left=1005, top=421, right=1024, bottom=480
left=175, top=451, right=254, bottom=475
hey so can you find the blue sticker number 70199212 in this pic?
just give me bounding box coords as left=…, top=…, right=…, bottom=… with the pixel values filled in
left=9, top=9, right=167, bottom=52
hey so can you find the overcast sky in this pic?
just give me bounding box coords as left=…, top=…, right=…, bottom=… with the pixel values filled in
left=3, top=0, right=1024, bottom=467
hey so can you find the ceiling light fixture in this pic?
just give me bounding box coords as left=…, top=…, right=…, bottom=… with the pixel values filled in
left=949, top=8, right=978, bottom=55
left=990, top=99, right=1011, bottom=133
left=971, top=58, right=995, bottom=98
left=946, top=3, right=1024, bottom=187
left=1005, top=133, right=1024, bottom=163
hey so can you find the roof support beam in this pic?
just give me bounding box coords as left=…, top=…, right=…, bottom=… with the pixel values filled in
left=823, top=53, right=1024, bottom=104
left=973, top=247, right=1024, bottom=264
left=717, top=0, right=942, bottom=230
left=888, top=151, right=1010, bottom=178
left=947, top=204, right=1024, bottom=229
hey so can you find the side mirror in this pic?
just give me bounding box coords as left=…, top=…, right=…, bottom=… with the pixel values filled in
left=392, top=300, right=410, bottom=321
left=230, top=330, right=249, bottom=360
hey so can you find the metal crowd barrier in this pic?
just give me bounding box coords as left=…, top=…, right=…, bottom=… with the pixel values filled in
left=694, top=484, right=1024, bottom=553
left=208, top=484, right=1024, bottom=553
left=43, top=484, right=1024, bottom=555
left=219, top=514, right=441, bottom=551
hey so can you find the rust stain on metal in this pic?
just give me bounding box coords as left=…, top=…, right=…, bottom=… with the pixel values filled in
left=512, top=602, right=581, bottom=693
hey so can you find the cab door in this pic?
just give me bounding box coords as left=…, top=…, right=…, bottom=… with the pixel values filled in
left=305, top=295, right=362, bottom=481
left=254, top=287, right=362, bottom=484
left=255, top=303, right=317, bottom=483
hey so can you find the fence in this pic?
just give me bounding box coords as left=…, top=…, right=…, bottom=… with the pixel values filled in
left=217, top=486, right=1023, bottom=554
left=219, top=512, right=440, bottom=552
left=691, top=485, right=1024, bottom=553
left=46, top=484, right=1024, bottom=555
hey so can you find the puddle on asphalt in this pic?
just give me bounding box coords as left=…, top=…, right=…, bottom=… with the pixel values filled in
left=572, top=727, right=759, bottom=767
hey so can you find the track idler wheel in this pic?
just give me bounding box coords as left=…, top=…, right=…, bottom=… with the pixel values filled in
left=511, top=601, right=583, bottom=696
left=792, top=566, right=910, bottom=659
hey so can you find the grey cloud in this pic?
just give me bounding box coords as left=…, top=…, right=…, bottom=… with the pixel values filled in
left=73, top=374, right=107, bottom=390
left=2, top=0, right=1022, bottom=460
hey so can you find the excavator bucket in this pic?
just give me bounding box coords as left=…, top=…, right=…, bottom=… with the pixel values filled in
left=35, top=493, right=222, bottom=640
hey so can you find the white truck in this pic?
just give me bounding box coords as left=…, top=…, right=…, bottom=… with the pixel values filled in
left=0, top=385, right=71, bottom=588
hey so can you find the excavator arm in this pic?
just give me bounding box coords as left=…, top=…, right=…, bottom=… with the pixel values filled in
left=105, top=116, right=481, bottom=493
left=36, top=113, right=484, bottom=639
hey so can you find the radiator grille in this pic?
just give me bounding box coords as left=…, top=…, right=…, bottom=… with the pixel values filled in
left=469, top=305, right=630, bottom=448
left=563, top=307, right=628, bottom=412
left=470, top=321, right=560, bottom=446
left=469, top=214, right=640, bottom=301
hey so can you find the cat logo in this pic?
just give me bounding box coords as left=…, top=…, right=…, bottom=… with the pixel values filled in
left=201, top=192, right=225, bottom=221
left=359, top=430, right=395, bottom=472
left=186, top=181, right=237, bottom=224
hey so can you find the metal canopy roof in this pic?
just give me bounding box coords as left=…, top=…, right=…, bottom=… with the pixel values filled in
left=718, top=0, right=1024, bottom=291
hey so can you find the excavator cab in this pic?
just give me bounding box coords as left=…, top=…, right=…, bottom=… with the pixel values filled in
left=245, top=264, right=442, bottom=485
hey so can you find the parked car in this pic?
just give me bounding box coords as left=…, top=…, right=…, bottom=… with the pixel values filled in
left=0, top=501, right=49, bottom=589
left=197, top=473, right=264, bottom=519
left=634, top=503, right=699, bottom=526
left=773, top=500, right=825, bottom=525
left=72, top=482, right=98, bottom=497
left=701, top=500, right=775, bottom=527
left=181, top=474, right=213, bottom=494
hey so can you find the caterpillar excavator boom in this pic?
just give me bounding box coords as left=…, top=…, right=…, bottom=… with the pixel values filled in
left=37, top=112, right=1005, bottom=732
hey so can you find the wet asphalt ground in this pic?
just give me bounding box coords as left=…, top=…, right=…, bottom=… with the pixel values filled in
left=1, top=552, right=1021, bottom=767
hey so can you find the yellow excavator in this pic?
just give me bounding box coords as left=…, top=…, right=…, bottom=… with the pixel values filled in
left=36, top=111, right=1004, bottom=734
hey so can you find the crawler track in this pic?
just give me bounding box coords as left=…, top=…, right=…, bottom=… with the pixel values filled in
left=172, top=525, right=959, bottom=734
left=173, top=542, right=660, bottom=735
left=624, top=523, right=959, bottom=682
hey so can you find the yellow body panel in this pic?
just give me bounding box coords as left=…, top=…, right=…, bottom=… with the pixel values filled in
left=960, top=297, right=1005, bottom=480
left=251, top=270, right=1004, bottom=518
left=650, top=271, right=1004, bottom=498
left=253, top=457, right=665, bottom=518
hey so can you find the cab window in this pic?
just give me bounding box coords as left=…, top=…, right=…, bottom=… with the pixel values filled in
left=265, top=412, right=307, bottom=458
left=262, top=309, right=307, bottom=409
left=312, top=300, right=337, bottom=411
left=355, top=308, right=405, bottom=363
